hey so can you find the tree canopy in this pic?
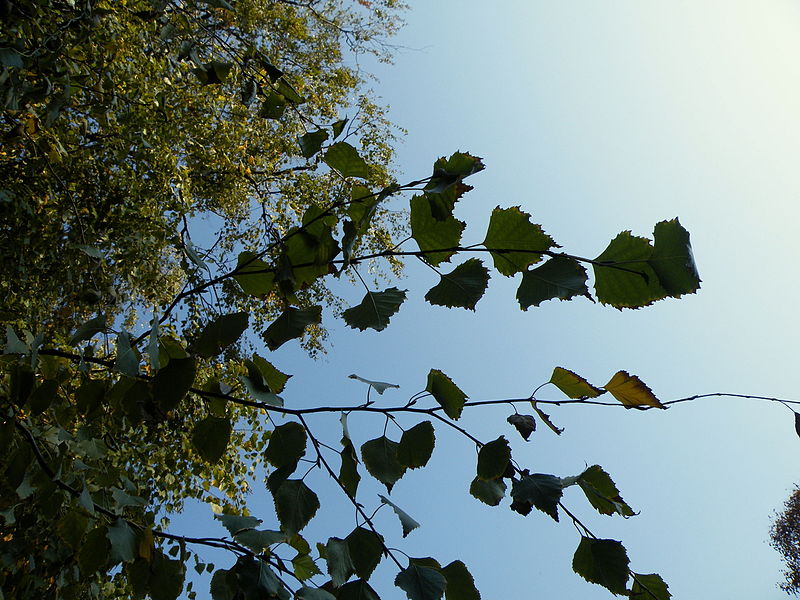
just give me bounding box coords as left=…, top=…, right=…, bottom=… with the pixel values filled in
left=0, top=2, right=760, bottom=600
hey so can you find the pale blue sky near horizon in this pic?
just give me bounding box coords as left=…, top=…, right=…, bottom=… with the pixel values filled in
left=175, top=2, right=800, bottom=598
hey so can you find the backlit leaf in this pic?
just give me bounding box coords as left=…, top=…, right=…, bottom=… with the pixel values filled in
left=469, top=476, right=506, bottom=506
left=263, top=306, right=322, bottom=351
left=192, top=312, right=249, bottom=357
left=476, top=436, right=511, bottom=481
left=293, top=553, right=322, bottom=581
left=273, top=479, right=320, bottom=534
left=395, top=564, right=447, bottom=600
left=593, top=232, right=666, bottom=309
left=337, top=580, right=381, bottom=600
left=398, top=421, right=435, bottom=469
left=649, top=218, right=701, bottom=297
left=299, top=130, right=329, bottom=159
left=572, top=537, right=630, bottom=595
left=107, top=518, right=138, bottom=563
left=441, top=561, right=480, bottom=600
left=483, top=206, right=556, bottom=276
left=297, top=587, right=336, bottom=600
left=531, top=400, right=564, bottom=435
left=630, top=573, right=671, bottom=600
left=575, top=465, right=635, bottom=517
left=325, top=537, right=355, bottom=587
left=233, top=252, right=275, bottom=297
left=324, top=142, right=370, bottom=179
left=346, top=527, right=384, bottom=580
left=151, top=356, right=196, bottom=413
left=149, top=551, right=186, bottom=600
left=424, top=259, right=489, bottom=310
left=192, top=416, right=232, bottom=463
left=361, top=436, right=406, bottom=493
left=517, top=257, right=591, bottom=309
left=379, top=494, right=421, bottom=538
left=115, top=331, right=139, bottom=377
left=426, top=369, right=467, bottom=420
left=265, top=422, right=307, bottom=467
left=410, top=194, right=465, bottom=266
left=550, top=367, right=605, bottom=399
left=69, top=315, right=107, bottom=346
left=507, top=414, right=536, bottom=441
left=343, top=287, right=407, bottom=331
left=604, top=371, right=664, bottom=409
left=510, top=474, right=563, bottom=521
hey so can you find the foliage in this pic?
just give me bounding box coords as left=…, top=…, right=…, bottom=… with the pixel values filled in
left=772, top=486, right=800, bottom=594
left=0, top=2, right=716, bottom=600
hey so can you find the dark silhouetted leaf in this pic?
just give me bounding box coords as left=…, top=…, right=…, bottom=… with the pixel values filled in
left=604, top=371, right=664, bottom=409
left=398, top=421, right=435, bottom=469
left=395, top=564, right=447, bottom=600
left=426, top=369, right=467, bottom=420
left=572, top=537, right=630, bottom=595
left=379, top=494, right=420, bottom=538
left=297, top=587, right=336, bottom=600
left=345, top=527, right=384, bottom=580
left=259, top=92, right=287, bottom=118
left=593, top=232, right=666, bottom=309
left=361, top=436, right=405, bottom=493
left=483, top=206, right=556, bottom=276
left=192, top=416, right=231, bottom=463
left=531, top=400, right=564, bottom=435
left=477, top=437, right=511, bottom=481
left=299, top=130, right=329, bottom=159
left=511, top=474, right=563, bottom=521
left=78, top=526, right=109, bottom=574
left=149, top=551, right=186, bottom=600
left=550, top=367, right=605, bottom=399
left=795, top=412, right=800, bottom=439
left=425, top=152, right=484, bottom=197
left=331, top=118, right=348, bottom=140
left=273, top=479, right=319, bottom=534
left=69, top=315, right=107, bottom=346
left=265, top=422, right=307, bottom=467
left=325, top=537, right=354, bottom=587
left=151, top=356, right=196, bottom=413
left=233, top=252, right=275, bottom=296
left=630, top=573, right=671, bottom=600
left=441, top=560, right=480, bottom=600
left=425, top=259, right=489, bottom=310
left=324, top=142, right=370, bottom=179
left=469, top=476, right=506, bottom=506
left=410, top=194, right=465, bottom=266
left=192, top=312, right=249, bottom=358
left=115, top=331, right=139, bottom=377
left=574, top=465, right=635, bottom=517
left=517, top=257, right=591, bottom=309
left=107, top=519, right=138, bottom=563
left=507, top=414, right=536, bottom=441
left=337, top=580, right=381, bottom=600
left=263, top=306, right=322, bottom=351
left=343, top=287, right=407, bottom=331
left=649, top=218, right=701, bottom=297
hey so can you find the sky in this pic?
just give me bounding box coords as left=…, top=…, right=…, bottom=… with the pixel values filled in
left=176, top=2, right=800, bottom=598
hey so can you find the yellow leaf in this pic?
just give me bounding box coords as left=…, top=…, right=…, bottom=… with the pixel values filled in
left=604, top=371, right=665, bottom=409
left=138, top=528, right=154, bottom=561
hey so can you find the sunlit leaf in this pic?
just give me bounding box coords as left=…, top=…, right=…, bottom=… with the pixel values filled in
left=324, top=142, right=370, bottom=179
left=233, top=252, right=275, bottom=297
left=531, top=400, right=564, bottom=435
left=293, top=553, right=322, bottom=581
left=572, top=537, right=630, bottom=595
left=410, top=194, right=465, bottom=266
left=593, top=231, right=666, bottom=309
left=483, top=206, right=556, bottom=276
left=343, top=287, right=407, bottom=331
left=604, top=371, right=664, bottom=409
left=426, top=369, right=467, bottom=420
left=550, top=367, right=605, bottom=399
left=424, top=259, right=490, bottom=310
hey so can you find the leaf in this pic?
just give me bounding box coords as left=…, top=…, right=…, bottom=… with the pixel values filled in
left=425, top=152, right=484, bottom=196
left=630, top=573, right=671, bottom=600
left=258, top=92, right=287, bottom=118
left=324, top=142, right=370, bottom=179
left=510, top=474, right=563, bottom=521
left=574, top=465, right=635, bottom=517
left=426, top=369, right=467, bottom=420
left=215, top=514, right=262, bottom=537
left=241, top=362, right=285, bottom=406
left=107, top=518, right=138, bottom=563
left=192, top=312, right=249, bottom=358
left=398, top=421, right=435, bottom=469
left=325, top=537, right=355, bottom=587
left=249, top=354, right=291, bottom=393
left=194, top=60, right=233, bottom=84
left=148, top=316, right=160, bottom=371
left=348, top=373, right=399, bottom=394
left=795, top=412, right=800, bottom=439
left=531, top=400, right=564, bottom=435
left=337, top=580, right=381, bottom=600
left=361, top=436, right=406, bottom=493
left=517, top=257, right=592, bottom=309
left=424, top=258, right=490, bottom=310
left=483, top=206, right=556, bottom=276
left=0, top=48, right=24, bottom=69
left=297, top=587, right=336, bottom=600
left=115, top=331, right=139, bottom=377
left=233, top=251, right=275, bottom=297
left=343, top=287, right=407, bottom=331
left=293, top=553, right=322, bottom=581
left=4, top=326, right=28, bottom=354
left=79, top=482, right=95, bottom=515
left=410, top=194, right=465, bottom=266
left=299, top=130, right=329, bottom=159
left=151, top=356, right=196, bottom=413
left=345, top=527, right=384, bottom=580
left=192, top=416, right=232, bottom=463
left=273, top=479, right=320, bottom=534
left=441, top=560, right=481, bottom=600
left=476, top=436, right=511, bottom=481
left=648, top=218, right=701, bottom=297
left=549, top=367, right=605, bottom=399
left=572, top=537, right=630, bottom=595
left=149, top=551, right=186, bottom=600
left=265, top=421, right=307, bottom=467
left=78, top=526, right=110, bottom=574
left=469, top=476, right=506, bottom=506
left=234, top=529, right=286, bottom=553
left=604, top=371, right=664, bottom=409
left=593, top=232, right=667, bottom=309
left=507, top=414, right=536, bottom=441
left=379, top=494, right=421, bottom=537
left=331, top=118, right=348, bottom=139
left=395, top=564, right=447, bottom=600
left=241, top=77, right=258, bottom=105
left=262, top=306, right=322, bottom=351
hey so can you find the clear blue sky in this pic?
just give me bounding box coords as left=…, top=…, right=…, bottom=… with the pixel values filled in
left=177, top=3, right=800, bottom=598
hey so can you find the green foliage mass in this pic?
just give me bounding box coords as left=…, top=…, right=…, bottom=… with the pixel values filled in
left=0, top=2, right=707, bottom=600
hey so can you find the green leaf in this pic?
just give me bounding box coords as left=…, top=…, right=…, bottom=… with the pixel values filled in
left=273, top=479, right=320, bottom=534
left=78, top=526, right=110, bottom=574
left=549, top=367, right=605, bottom=399
left=293, top=553, right=322, bottom=581
left=348, top=373, right=399, bottom=394
left=194, top=60, right=232, bottom=84
left=241, top=77, right=258, bottom=106
left=324, top=142, right=370, bottom=179
left=29, top=379, right=58, bottom=415
left=648, top=218, right=701, bottom=297
left=339, top=435, right=361, bottom=498
left=234, top=529, right=285, bottom=553
left=425, top=152, right=484, bottom=196
left=575, top=465, right=635, bottom=517
left=299, top=130, right=329, bottom=159
left=572, top=537, right=630, bottom=595
left=241, top=363, right=284, bottom=406
left=148, top=316, right=160, bottom=371
left=531, top=400, right=564, bottom=435
left=510, top=474, right=563, bottom=521
left=249, top=354, right=291, bottom=393
left=265, top=421, right=307, bottom=467
left=424, top=259, right=490, bottom=310
left=115, top=331, right=139, bottom=377
left=395, top=564, right=447, bottom=600
left=262, top=306, right=322, bottom=351
left=151, top=356, right=196, bottom=413
left=234, top=251, right=275, bottom=297
left=259, top=92, right=287, bottom=118
left=276, top=78, right=304, bottom=104
left=0, top=48, right=24, bottom=69
left=297, top=587, right=336, bottom=600
left=379, top=494, right=421, bottom=538
left=604, top=371, right=665, bottom=409
left=507, top=414, right=536, bottom=441
left=343, top=287, right=407, bottom=331
left=75, top=379, right=105, bottom=416
left=107, top=518, right=138, bottom=563
left=410, top=194, right=465, bottom=266
left=325, top=537, right=355, bottom=587
left=331, top=118, right=348, bottom=139
left=476, top=436, right=511, bottom=481
left=57, top=509, right=88, bottom=550
left=192, top=416, right=232, bottom=463
left=630, top=573, right=671, bottom=600
left=426, top=369, right=467, bottom=420
left=69, top=315, right=107, bottom=352
left=345, top=527, right=384, bottom=580
left=192, top=312, right=249, bottom=357
left=517, top=257, right=591, bottom=309
left=361, top=436, right=406, bottom=493
left=148, top=551, right=186, bottom=600
left=441, top=561, right=481, bottom=600
left=398, top=421, right=435, bottom=469
left=4, top=326, right=27, bottom=354
left=79, top=482, right=95, bottom=515
left=593, top=232, right=667, bottom=309
left=483, top=206, right=556, bottom=276
left=215, top=514, right=262, bottom=537
left=469, top=476, right=506, bottom=506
